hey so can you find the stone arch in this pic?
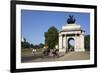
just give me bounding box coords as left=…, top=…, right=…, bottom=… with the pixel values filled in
left=59, top=27, right=85, bottom=53
left=58, top=16, right=85, bottom=53
left=67, top=37, right=75, bottom=52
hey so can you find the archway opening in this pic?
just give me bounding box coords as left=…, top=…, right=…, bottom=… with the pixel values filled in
left=68, top=38, right=75, bottom=52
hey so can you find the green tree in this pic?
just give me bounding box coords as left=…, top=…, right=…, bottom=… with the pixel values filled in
left=33, top=45, right=39, bottom=49
left=23, top=38, right=26, bottom=42
left=68, top=43, right=74, bottom=49
left=45, top=26, right=58, bottom=49
left=21, top=38, right=31, bottom=49
left=39, top=43, right=44, bottom=48
left=84, top=35, right=90, bottom=51
left=30, top=44, right=34, bottom=48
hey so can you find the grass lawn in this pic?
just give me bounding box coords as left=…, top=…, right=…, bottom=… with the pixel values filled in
left=21, top=48, right=43, bottom=57
left=21, top=48, right=44, bottom=62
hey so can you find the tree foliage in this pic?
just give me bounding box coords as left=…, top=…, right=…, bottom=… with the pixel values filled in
left=30, top=44, right=34, bottom=48
left=21, top=38, right=44, bottom=49
left=21, top=38, right=31, bottom=49
left=68, top=43, right=74, bottom=49
left=45, top=26, right=58, bottom=49
left=21, top=41, right=31, bottom=49
left=84, top=35, right=90, bottom=51
left=39, top=43, right=44, bottom=48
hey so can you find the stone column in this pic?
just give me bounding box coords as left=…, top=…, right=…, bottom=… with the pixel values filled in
left=77, top=36, right=80, bottom=49
left=80, top=34, right=85, bottom=51
left=63, top=35, right=67, bottom=49
left=74, top=34, right=77, bottom=51
left=66, top=36, right=68, bottom=52
left=59, top=33, right=63, bottom=49
left=75, top=34, right=81, bottom=51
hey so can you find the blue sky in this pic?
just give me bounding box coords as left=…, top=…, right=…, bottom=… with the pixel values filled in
left=21, top=10, right=90, bottom=45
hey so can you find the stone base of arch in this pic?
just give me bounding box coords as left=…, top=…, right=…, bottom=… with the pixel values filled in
left=59, top=48, right=85, bottom=53
left=74, top=48, right=85, bottom=52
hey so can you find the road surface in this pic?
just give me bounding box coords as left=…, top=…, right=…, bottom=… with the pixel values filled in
left=21, top=51, right=90, bottom=63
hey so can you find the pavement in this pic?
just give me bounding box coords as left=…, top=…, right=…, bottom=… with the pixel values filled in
left=21, top=51, right=90, bottom=63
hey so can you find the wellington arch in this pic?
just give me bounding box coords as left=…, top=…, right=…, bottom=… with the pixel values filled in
left=58, top=15, right=85, bottom=53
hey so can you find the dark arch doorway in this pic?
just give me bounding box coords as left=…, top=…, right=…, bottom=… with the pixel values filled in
left=68, top=38, right=75, bottom=52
